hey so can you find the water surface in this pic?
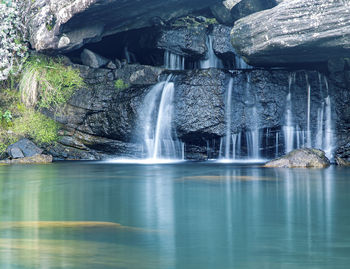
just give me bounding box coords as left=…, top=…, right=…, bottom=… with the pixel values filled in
left=0, top=162, right=349, bottom=268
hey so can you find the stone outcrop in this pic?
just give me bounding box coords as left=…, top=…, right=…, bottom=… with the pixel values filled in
left=80, top=49, right=108, bottom=68
left=264, top=148, right=330, bottom=168
left=26, top=0, right=221, bottom=53
left=231, top=0, right=350, bottom=67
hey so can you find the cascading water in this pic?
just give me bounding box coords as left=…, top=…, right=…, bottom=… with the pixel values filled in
left=279, top=72, right=336, bottom=159
left=142, top=76, right=184, bottom=161
left=219, top=74, right=262, bottom=162
left=223, top=78, right=233, bottom=160
left=164, top=50, right=185, bottom=70
left=283, top=73, right=295, bottom=153
left=200, top=35, right=223, bottom=69
left=233, top=48, right=253, bottom=69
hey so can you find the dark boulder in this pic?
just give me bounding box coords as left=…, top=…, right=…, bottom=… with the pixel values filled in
left=264, top=148, right=330, bottom=168
left=7, top=139, right=43, bottom=158
left=231, top=0, right=350, bottom=67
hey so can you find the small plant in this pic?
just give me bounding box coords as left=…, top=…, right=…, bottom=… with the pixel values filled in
left=205, top=18, right=218, bottom=25
left=114, top=79, right=129, bottom=91
left=19, top=56, right=84, bottom=110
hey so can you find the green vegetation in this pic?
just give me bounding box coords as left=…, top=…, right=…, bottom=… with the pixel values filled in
left=0, top=54, right=83, bottom=156
left=0, top=87, right=60, bottom=156
left=20, top=56, right=84, bottom=110
left=13, top=108, right=59, bottom=144
left=114, top=79, right=129, bottom=91
left=171, top=16, right=218, bottom=28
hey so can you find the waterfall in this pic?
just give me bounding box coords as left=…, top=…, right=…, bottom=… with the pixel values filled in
left=142, top=76, right=183, bottom=160
left=200, top=35, right=223, bottom=69
left=164, top=50, right=185, bottom=70
left=306, top=74, right=312, bottom=148
left=246, top=74, right=260, bottom=159
left=223, top=78, right=234, bottom=159
left=233, top=48, right=253, bottom=69
left=124, top=46, right=136, bottom=63
left=283, top=73, right=295, bottom=154
left=279, top=72, right=336, bottom=159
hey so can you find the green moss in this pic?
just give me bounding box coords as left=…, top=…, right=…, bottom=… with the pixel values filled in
left=114, top=79, right=129, bottom=91
left=205, top=18, right=218, bottom=25
left=12, top=109, right=59, bottom=145
left=20, top=55, right=85, bottom=110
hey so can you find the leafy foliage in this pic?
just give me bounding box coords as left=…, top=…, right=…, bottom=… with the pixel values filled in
left=20, top=56, right=85, bottom=110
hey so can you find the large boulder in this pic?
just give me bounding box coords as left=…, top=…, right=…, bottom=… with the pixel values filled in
left=7, top=139, right=43, bottom=158
left=26, top=0, right=221, bottom=53
left=264, top=148, right=330, bottom=168
left=231, top=0, right=350, bottom=67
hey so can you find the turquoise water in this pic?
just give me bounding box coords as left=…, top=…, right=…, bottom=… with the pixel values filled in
left=0, top=162, right=349, bottom=268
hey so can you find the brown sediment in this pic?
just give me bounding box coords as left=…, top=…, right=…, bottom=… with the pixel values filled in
left=0, top=221, right=158, bottom=233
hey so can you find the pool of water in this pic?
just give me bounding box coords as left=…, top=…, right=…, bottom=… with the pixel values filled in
left=0, top=162, right=349, bottom=268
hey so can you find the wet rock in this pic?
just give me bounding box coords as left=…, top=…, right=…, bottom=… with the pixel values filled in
left=231, top=0, right=350, bottom=67
left=0, top=154, right=53, bottom=164
left=335, top=157, right=350, bottom=167
left=106, top=61, right=117, bottom=70
left=26, top=0, right=221, bottom=53
left=211, top=24, right=236, bottom=62
left=81, top=49, right=109, bottom=68
left=264, top=148, right=330, bottom=168
left=114, top=64, right=163, bottom=86
left=7, top=139, right=43, bottom=158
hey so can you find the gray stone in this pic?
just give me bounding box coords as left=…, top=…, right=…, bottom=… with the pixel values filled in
left=156, top=26, right=207, bottom=57
left=211, top=24, right=236, bottom=60
left=231, top=0, right=350, bottom=67
left=9, top=147, right=24, bottom=159
left=81, top=49, right=109, bottom=68
left=7, top=139, right=43, bottom=158
left=114, top=64, right=163, bottom=86
left=264, top=148, right=330, bottom=168
left=106, top=61, right=117, bottom=70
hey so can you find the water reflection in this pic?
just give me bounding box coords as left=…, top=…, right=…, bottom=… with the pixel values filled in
left=0, top=163, right=348, bottom=268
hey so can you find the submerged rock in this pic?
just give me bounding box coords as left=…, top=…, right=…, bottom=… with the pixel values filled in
left=264, top=148, right=330, bottom=168
left=231, top=0, right=350, bottom=67
left=0, top=154, right=53, bottom=164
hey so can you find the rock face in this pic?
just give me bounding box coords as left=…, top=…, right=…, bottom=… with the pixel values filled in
left=26, top=0, right=221, bottom=53
left=45, top=61, right=350, bottom=160
left=231, top=0, right=350, bottom=67
left=264, top=148, right=330, bottom=168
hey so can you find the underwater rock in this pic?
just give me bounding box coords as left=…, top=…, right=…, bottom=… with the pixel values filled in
left=264, top=148, right=330, bottom=168
left=231, top=0, right=350, bottom=67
